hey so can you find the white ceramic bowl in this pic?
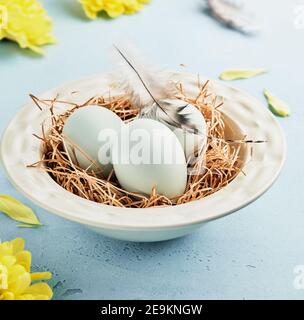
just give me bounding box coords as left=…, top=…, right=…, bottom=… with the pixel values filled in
left=0, top=72, right=286, bottom=242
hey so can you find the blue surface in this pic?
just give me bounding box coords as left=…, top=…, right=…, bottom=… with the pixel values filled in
left=0, top=0, right=304, bottom=300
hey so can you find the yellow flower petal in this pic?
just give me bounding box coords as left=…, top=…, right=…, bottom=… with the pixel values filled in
left=24, top=283, right=53, bottom=300
left=0, top=238, right=53, bottom=300
left=11, top=238, right=25, bottom=254
left=79, top=0, right=149, bottom=19
left=0, top=255, right=16, bottom=267
left=0, top=0, right=55, bottom=54
left=79, top=0, right=104, bottom=19
left=17, top=294, right=35, bottom=300
left=104, top=2, right=125, bottom=18
left=123, top=0, right=144, bottom=14
left=7, top=265, right=31, bottom=295
left=17, top=224, right=43, bottom=228
left=0, top=5, right=8, bottom=28
left=31, top=272, right=52, bottom=282
left=1, top=292, right=15, bottom=300
left=219, top=68, right=267, bottom=80
left=0, top=263, right=8, bottom=289
left=15, top=251, right=32, bottom=272
left=0, top=242, right=13, bottom=256
left=0, top=195, right=41, bottom=225
left=18, top=293, right=50, bottom=300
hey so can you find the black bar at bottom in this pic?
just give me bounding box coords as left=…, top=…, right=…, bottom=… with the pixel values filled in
left=0, top=300, right=303, bottom=318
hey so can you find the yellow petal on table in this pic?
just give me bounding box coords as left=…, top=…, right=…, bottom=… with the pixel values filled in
left=264, top=90, right=291, bottom=117
left=23, top=282, right=53, bottom=300
left=17, top=224, right=43, bottom=228
left=31, top=271, right=52, bottom=282
left=219, top=68, right=267, bottom=80
left=0, top=195, right=41, bottom=225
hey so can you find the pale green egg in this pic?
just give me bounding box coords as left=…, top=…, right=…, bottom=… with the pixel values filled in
left=63, top=105, right=124, bottom=177
left=112, top=118, right=188, bottom=198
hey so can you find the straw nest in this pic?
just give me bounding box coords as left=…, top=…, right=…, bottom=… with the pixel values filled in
left=29, top=80, right=244, bottom=208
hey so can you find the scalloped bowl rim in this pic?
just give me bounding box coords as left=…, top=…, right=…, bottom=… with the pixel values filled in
left=0, top=72, right=286, bottom=231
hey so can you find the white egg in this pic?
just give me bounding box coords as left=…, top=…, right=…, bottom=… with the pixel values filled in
left=162, top=99, right=207, bottom=159
left=112, top=118, right=187, bottom=198
left=63, top=105, right=124, bottom=177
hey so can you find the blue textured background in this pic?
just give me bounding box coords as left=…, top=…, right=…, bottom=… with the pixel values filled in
left=0, top=0, right=304, bottom=299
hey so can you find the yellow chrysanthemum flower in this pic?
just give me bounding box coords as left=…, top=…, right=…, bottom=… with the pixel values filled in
left=0, top=238, right=53, bottom=300
left=79, top=0, right=150, bottom=19
left=0, top=0, right=55, bottom=54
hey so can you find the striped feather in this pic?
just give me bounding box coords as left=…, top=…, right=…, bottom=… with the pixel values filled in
left=207, top=0, right=260, bottom=34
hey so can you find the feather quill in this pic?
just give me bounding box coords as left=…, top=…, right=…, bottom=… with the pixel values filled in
left=113, top=45, right=199, bottom=133
left=112, top=44, right=174, bottom=107
left=206, top=0, right=260, bottom=34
